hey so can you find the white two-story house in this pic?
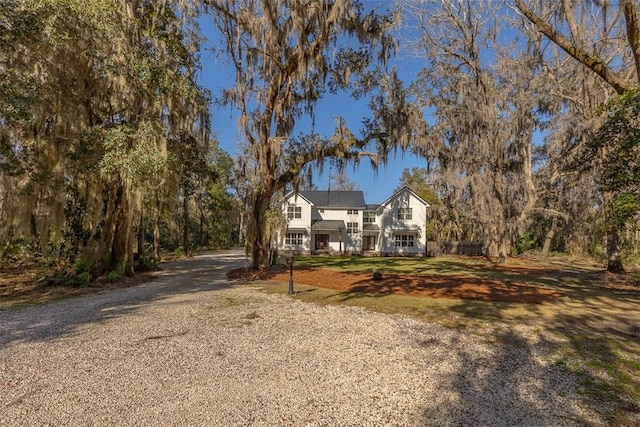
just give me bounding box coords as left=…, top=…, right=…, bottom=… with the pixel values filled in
left=278, top=187, right=429, bottom=256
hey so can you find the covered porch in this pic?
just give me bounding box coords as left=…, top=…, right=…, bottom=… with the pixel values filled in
left=311, top=220, right=345, bottom=254
left=362, top=224, right=380, bottom=253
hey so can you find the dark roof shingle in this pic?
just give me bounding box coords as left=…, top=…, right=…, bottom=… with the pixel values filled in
left=299, top=190, right=366, bottom=208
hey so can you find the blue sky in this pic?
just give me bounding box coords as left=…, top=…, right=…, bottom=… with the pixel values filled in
left=198, top=2, right=427, bottom=204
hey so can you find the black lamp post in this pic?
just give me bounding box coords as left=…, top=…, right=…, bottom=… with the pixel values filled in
left=285, top=253, right=294, bottom=295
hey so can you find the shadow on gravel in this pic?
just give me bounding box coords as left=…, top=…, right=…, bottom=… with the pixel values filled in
left=0, top=251, right=246, bottom=348
left=420, top=330, right=580, bottom=425
left=446, top=290, right=640, bottom=424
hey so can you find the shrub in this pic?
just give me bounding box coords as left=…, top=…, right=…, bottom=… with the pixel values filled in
left=106, top=270, right=122, bottom=283
left=135, top=255, right=158, bottom=272
left=74, top=257, right=90, bottom=274
left=174, top=246, right=186, bottom=258
left=64, top=271, right=91, bottom=287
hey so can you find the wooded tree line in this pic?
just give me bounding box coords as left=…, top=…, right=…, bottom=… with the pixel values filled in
left=400, top=0, right=640, bottom=271
left=1, top=0, right=638, bottom=278
left=0, top=0, right=239, bottom=280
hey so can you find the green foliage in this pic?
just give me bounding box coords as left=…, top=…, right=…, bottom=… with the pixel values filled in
left=73, top=257, right=90, bottom=274
left=590, top=89, right=640, bottom=230
left=75, top=271, right=91, bottom=287
left=513, top=231, right=539, bottom=255
left=396, top=167, right=440, bottom=206
left=62, top=269, right=91, bottom=287
left=105, top=270, right=122, bottom=283
left=0, top=237, right=32, bottom=263
left=100, top=124, right=166, bottom=181
left=174, top=245, right=186, bottom=258
left=135, top=254, right=158, bottom=272
left=0, top=0, right=211, bottom=278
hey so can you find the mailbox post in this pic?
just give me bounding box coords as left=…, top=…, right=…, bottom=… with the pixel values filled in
left=285, top=254, right=294, bottom=295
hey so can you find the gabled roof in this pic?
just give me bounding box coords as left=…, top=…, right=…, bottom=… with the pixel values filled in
left=378, top=186, right=430, bottom=208
left=297, top=190, right=366, bottom=209
left=282, top=191, right=315, bottom=206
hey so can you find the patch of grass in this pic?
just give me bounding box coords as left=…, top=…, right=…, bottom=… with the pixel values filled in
left=292, top=255, right=490, bottom=276
left=560, top=335, right=640, bottom=416
left=257, top=280, right=492, bottom=330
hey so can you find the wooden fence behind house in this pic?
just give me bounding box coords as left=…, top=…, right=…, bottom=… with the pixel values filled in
left=426, top=241, right=484, bottom=257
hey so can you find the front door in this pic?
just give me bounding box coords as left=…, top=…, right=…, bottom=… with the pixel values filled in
left=363, top=235, right=376, bottom=251
left=315, top=234, right=329, bottom=250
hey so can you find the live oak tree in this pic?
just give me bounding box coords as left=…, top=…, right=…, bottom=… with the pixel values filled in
left=205, top=0, right=421, bottom=269
left=0, top=0, right=209, bottom=276
left=405, top=0, right=547, bottom=263
left=525, top=50, right=611, bottom=259
left=515, top=0, right=640, bottom=272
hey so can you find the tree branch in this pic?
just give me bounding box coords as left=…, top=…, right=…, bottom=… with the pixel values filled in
left=515, top=0, right=630, bottom=94
left=622, top=0, right=640, bottom=82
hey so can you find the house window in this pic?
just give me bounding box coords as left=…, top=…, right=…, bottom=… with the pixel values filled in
left=346, top=222, right=359, bottom=234
left=397, top=207, right=412, bottom=220
left=363, top=211, right=376, bottom=223
left=394, top=234, right=415, bottom=247
left=287, top=206, right=302, bottom=219
left=347, top=209, right=358, bottom=215
left=285, top=233, right=304, bottom=245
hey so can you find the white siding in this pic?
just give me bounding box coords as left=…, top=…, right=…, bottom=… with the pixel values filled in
left=276, top=187, right=428, bottom=256
left=378, top=188, right=427, bottom=255
left=279, top=194, right=313, bottom=252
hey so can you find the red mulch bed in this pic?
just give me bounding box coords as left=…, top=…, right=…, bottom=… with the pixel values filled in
left=228, top=266, right=564, bottom=304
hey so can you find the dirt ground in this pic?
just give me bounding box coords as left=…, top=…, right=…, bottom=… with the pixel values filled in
left=0, top=262, right=153, bottom=308
left=2, top=254, right=636, bottom=307
left=228, top=265, right=568, bottom=303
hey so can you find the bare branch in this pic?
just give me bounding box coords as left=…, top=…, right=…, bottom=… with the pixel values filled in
left=515, top=0, right=631, bottom=94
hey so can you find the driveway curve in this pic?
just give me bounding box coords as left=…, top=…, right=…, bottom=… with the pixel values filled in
left=1, top=250, right=601, bottom=426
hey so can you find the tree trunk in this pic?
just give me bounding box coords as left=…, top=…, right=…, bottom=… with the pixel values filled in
left=153, top=193, right=161, bottom=261
left=137, top=207, right=145, bottom=258
left=199, top=210, right=205, bottom=247
left=496, top=233, right=509, bottom=264
left=606, top=229, right=625, bottom=273
left=250, top=190, right=272, bottom=270
left=182, top=191, right=189, bottom=254
left=541, top=217, right=558, bottom=257
left=30, top=213, right=42, bottom=257
left=110, top=184, right=135, bottom=276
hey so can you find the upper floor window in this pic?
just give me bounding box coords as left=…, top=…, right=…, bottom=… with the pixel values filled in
left=347, top=209, right=358, bottom=215
left=396, top=207, right=412, bottom=220
left=363, top=211, right=376, bottom=223
left=287, top=206, right=302, bottom=219
left=346, top=222, right=359, bottom=234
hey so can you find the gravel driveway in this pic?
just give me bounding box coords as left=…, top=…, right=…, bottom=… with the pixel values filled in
left=1, top=250, right=601, bottom=426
